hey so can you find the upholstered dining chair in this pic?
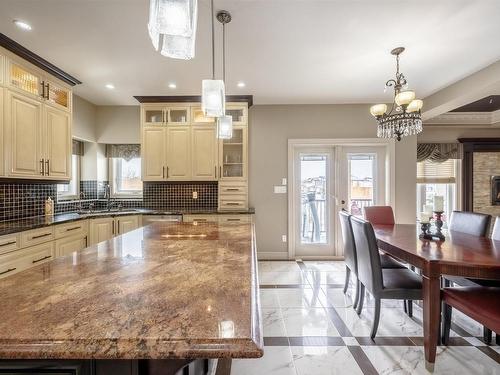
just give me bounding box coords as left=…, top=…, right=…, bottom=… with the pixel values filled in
left=350, top=216, right=423, bottom=339
left=442, top=287, right=500, bottom=346
left=491, top=216, right=500, bottom=241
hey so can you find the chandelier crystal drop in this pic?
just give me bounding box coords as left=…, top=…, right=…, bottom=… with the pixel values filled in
left=148, top=0, right=198, bottom=60
left=370, top=47, right=423, bottom=141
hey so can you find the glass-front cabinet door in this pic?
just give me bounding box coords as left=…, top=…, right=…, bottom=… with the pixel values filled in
left=8, top=62, right=42, bottom=98
left=219, top=127, right=247, bottom=180
left=143, top=106, right=166, bottom=126
left=225, top=105, right=247, bottom=126
left=167, top=107, right=189, bottom=125
left=191, top=106, right=215, bottom=125
left=45, top=80, right=71, bottom=111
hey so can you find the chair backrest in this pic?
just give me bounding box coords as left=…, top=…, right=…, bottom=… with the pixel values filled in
left=363, top=206, right=395, bottom=225
left=492, top=217, right=500, bottom=241
left=350, top=216, right=383, bottom=294
left=338, top=211, right=357, bottom=274
left=449, top=211, right=491, bottom=237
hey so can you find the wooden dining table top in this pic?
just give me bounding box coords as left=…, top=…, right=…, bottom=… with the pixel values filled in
left=373, top=224, right=500, bottom=278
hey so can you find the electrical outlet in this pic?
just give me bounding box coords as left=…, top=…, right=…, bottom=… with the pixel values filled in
left=282, top=178, right=287, bottom=185
left=192, top=191, right=198, bottom=199
left=282, top=235, right=287, bottom=243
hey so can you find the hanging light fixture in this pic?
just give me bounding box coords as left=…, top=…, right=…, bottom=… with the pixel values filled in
left=216, top=10, right=233, bottom=139
left=202, top=0, right=225, bottom=117
left=148, top=0, right=198, bottom=60
left=370, top=47, right=423, bottom=141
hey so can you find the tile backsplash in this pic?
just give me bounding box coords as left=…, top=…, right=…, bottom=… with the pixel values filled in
left=0, top=181, right=218, bottom=221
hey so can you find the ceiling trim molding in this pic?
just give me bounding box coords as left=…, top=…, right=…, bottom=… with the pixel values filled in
left=133, top=95, right=253, bottom=107
left=0, top=33, right=82, bottom=86
left=425, top=110, right=500, bottom=126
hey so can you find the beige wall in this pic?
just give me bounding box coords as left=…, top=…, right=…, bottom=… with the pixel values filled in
left=73, top=95, right=97, bottom=142
left=418, top=126, right=500, bottom=143
left=249, top=104, right=417, bottom=257
left=96, top=106, right=140, bottom=144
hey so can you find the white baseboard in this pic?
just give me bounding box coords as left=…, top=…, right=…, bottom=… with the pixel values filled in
left=257, top=252, right=289, bottom=260
left=294, top=256, right=344, bottom=261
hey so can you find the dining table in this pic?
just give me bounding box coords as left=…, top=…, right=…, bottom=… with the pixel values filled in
left=373, top=224, right=500, bottom=371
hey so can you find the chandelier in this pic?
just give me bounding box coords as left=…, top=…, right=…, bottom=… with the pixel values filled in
left=370, top=47, right=423, bottom=141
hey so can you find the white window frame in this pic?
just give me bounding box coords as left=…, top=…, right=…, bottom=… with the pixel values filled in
left=57, top=154, right=80, bottom=201
left=109, top=157, right=143, bottom=198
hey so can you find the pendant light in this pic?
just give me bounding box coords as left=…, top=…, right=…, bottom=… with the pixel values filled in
left=202, top=0, right=225, bottom=117
left=148, top=0, right=198, bottom=60
left=216, top=10, right=233, bottom=139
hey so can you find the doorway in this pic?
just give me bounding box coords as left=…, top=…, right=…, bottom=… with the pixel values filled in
left=288, top=139, right=394, bottom=260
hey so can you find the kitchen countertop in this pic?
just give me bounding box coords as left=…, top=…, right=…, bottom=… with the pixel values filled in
left=0, top=221, right=263, bottom=360
left=0, top=208, right=256, bottom=236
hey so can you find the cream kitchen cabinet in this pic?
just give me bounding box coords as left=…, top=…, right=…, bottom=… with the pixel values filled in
left=142, top=105, right=189, bottom=126
left=191, top=125, right=218, bottom=180
left=55, top=235, right=87, bottom=257
left=116, top=215, right=140, bottom=235
left=89, top=217, right=115, bottom=245
left=142, top=126, right=167, bottom=181
left=166, top=126, right=191, bottom=180
left=219, top=126, right=247, bottom=181
left=5, top=90, right=71, bottom=180
left=0, top=88, right=4, bottom=176
left=0, top=241, right=54, bottom=279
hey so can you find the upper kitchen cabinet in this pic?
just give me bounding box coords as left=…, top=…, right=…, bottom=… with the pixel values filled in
left=0, top=89, right=4, bottom=176
left=7, top=61, right=43, bottom=99
left=141, top=126, right=167, bottom=181
left=191, top=106, right=215, bottom=125
left=225, top=105, right=248, bottom=126
left=0, top=54, right=4, bottom=85
left=166, top=126, right=191, bottom=180
left=192, top=126, right=218, bottom=180
left=142, top=105, right=189, bottom=126
left=219, top=126, right=248, bottom=181
left=45, top=79, right=71, bottom=111
left=43, top=106, right=71, bottom=180
left=167, top=107, right=189, bottom=125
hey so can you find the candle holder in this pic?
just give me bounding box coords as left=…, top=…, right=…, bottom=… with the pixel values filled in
left=432, top=211, right=446, bottom=241
left=418, top=222, right=432, bottom=240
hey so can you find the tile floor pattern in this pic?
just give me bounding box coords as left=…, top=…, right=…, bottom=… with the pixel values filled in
left=231, top=261, right=500, bottom=375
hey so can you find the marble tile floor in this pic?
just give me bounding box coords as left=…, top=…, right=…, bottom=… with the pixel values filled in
left=232, top=261, right=500, bottom=375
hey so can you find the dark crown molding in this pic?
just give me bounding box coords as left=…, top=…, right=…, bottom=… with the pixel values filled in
left=134, top=95, right=253, bottom=107
left=0, top=33, right=82, bottom=86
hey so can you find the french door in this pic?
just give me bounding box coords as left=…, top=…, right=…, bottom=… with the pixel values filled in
left=290, top=144, right=389, bottom=259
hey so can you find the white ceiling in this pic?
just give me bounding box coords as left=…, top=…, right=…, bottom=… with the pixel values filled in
left=1, top=0, right=500, bottom=106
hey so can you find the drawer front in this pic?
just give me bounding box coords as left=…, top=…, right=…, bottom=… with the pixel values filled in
left=0, top=242, right=54, bottom=278
left=55, top=235, right=87, bottom=257
left=28, top=242, right=55, bottom=266
left=55, top=220, right=88, bottom=239
left=219, top=195, right=248, bottom=210
left=0, top=256, right=25, bottom=278
left=218, top=215, right=253, bottom=224
left=21, top=227, right=54, bottom=248
left=0, top=234, right=20, bottom=255
left=183, top=214, right=219, bottom=223
left=219, top=185, right=247, bottom=195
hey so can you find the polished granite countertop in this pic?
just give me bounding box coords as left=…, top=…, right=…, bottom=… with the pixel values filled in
left=0, top=222, right=263, bottom=359
left=0, top=208, right=256, bottom=236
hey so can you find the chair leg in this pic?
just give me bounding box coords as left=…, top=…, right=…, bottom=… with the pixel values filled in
left=496, top=333, right=500, bottom=345
left=483, top=327, right=492, bottom=344
left=442, top=303, right=452, bottom=345
left=403, top=300, right=407, bottom=314
left=353, top=278, right=360, bottom=309
left=370, top=298, right=381, bottom=339
left=343, top=265, right=351, bottom=294
left=407, top=300, right=413, bottom=318
left=356, top=283, right=365, bottom=315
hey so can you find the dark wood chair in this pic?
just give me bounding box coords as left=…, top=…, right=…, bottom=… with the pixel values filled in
left=350, top=216, right=423, bottom=339
left=442, top=287, right=500, bottom=345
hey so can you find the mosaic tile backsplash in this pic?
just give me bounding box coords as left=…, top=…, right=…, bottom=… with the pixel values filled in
left=0, top=181, right=218, bottom=221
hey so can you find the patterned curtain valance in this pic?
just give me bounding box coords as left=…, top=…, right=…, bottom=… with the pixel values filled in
left=417, top=143, right=463, bottom=163
left=106, top=144, right=141, bottom=161
left=72, top=140, right=84, bottom=156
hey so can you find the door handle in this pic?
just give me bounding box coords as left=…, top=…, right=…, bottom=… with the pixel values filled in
left=162, top=166, right=165, bottom=179
left=40, top=159, right=45, bottom=175
left=32, top=255, right=51, bottom=264
left=219, top=166, right=222, bottom=178
left=45, top=83, right=50, bottom=99
left=215, top=165, right=217, bottom=178
left=166, top=166, right=169, bottom=178
left=45, top=159, right=50, bottom=175
left=40, top=81, right=45, bottom=99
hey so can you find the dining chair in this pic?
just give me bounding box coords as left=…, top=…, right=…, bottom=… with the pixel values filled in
left=492, top=216, right=500, bottom=241
left=442, top=286, right=500, bottom=346
left=339, top=211, right=360, bottom=309
left=362, top=205, right=412, bottom=315
left=350, top=216, right=423, bottom=339
left=448, top=211, right=491, bottom=237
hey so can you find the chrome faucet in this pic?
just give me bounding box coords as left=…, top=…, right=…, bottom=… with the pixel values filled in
left=104, top=183, right=121, bottom=211
left=77, top=192, right=86, bottom=213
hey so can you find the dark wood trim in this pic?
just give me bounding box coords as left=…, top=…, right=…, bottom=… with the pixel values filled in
left=458, top=138, right=500, bottom=211
left=134, top=95, right=253, bottom=107
left=0, top=178, right=70, bottom=185
left=0, top=33, right=81, bottom=86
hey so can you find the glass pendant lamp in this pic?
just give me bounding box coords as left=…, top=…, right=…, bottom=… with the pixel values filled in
left=217, top=115, right=233, bottom=139
left=148, top=0, right=198, bottom=60
left=202, top=0, right=225, bottom=117
left=216, top=10, right=233, bottom=139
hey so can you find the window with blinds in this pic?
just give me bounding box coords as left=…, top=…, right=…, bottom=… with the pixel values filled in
left=417, top=159, right=456, bottom=184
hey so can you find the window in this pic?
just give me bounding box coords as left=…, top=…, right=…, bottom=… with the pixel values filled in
left=110, top=157, right=142, bottom=197
left=416, top=159, right=458, bottom=226
left=57, top=154, right=80, bottom=200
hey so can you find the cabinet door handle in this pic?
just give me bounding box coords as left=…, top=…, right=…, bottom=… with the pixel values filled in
left=32, top=255, right=51, bottom=264
left=31, top=232, right=52, bottom=240
left=0, top=241, right=16, bottom=247
left=117, top=220, right=120, bottom=234
left=66, top=226, right=81, bottom=232
left=227, top=218, right=241, bottom=222
left=226, top=188, right=239, bottom=192
left=163, top=166, right=165, bottom=179
left=0, top=267, right=16, bottom=276
left=167, top=166, right=169, bottom=178
left=45, top=159, right=50, bottom=175
left=41, top=81, right=45, bottom=99
left=164, top=110, right=167, bottom=124
left=45, top=83, right=50, bottom=99
left=226, top=203, right=241, bottom=206
left=219, top=166, right=222, bottom=178
left=40, top=159, right=45, bottom=175
left=215, top=166, right=217, bottom=178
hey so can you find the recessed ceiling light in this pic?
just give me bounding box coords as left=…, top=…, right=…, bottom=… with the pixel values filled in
left=237, top=82, right=246, bottom=88
left=13, top=20, right=32, bottom=31
left=168, top=83, right=177, bottom=89
left=105, top=84, right=115, bottom=89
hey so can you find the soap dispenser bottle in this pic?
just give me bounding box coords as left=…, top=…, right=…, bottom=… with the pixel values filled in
left=45, top=197, right=54, bottom=216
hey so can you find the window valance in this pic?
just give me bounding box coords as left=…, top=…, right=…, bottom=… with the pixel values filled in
left=72, top=140, right=84, bottom=156
left=106, top=144, right=141, bottom=161
left=417, top=143, right=463, bottom=163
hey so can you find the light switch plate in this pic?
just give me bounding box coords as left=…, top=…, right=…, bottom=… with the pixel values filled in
left=274, top=186, right=287, bottom=194
left=282, top=235, right=287, bottom=242
left=192, top=191, right=198, bottom=199
left=282, top=178, right=287, bottom=185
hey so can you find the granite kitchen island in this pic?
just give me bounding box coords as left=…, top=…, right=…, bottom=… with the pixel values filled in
left=0, top=222, right=263, bottom=375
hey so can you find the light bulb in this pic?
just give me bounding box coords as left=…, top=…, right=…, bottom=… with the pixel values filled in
left=370, top=104, right=387, bottom=117
left=407, top=99, right=423, bottom=113
left=395, top=90, right=415, bottom=106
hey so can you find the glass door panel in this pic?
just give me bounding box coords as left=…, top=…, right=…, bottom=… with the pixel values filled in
left=347, top=154, right=376, bottom=216
left=192, top=107, right=215, bottom=124
left=144, top=108, right=165, bottom=125
left=221, top=128, right=244, bottom=179
left=10, top=63, right=41, bottom=96
left=168, top=108, right=189, bottom=124
left=46, top=82, right=70, bottom=110
left=225, top=106, right=247, bottom=125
